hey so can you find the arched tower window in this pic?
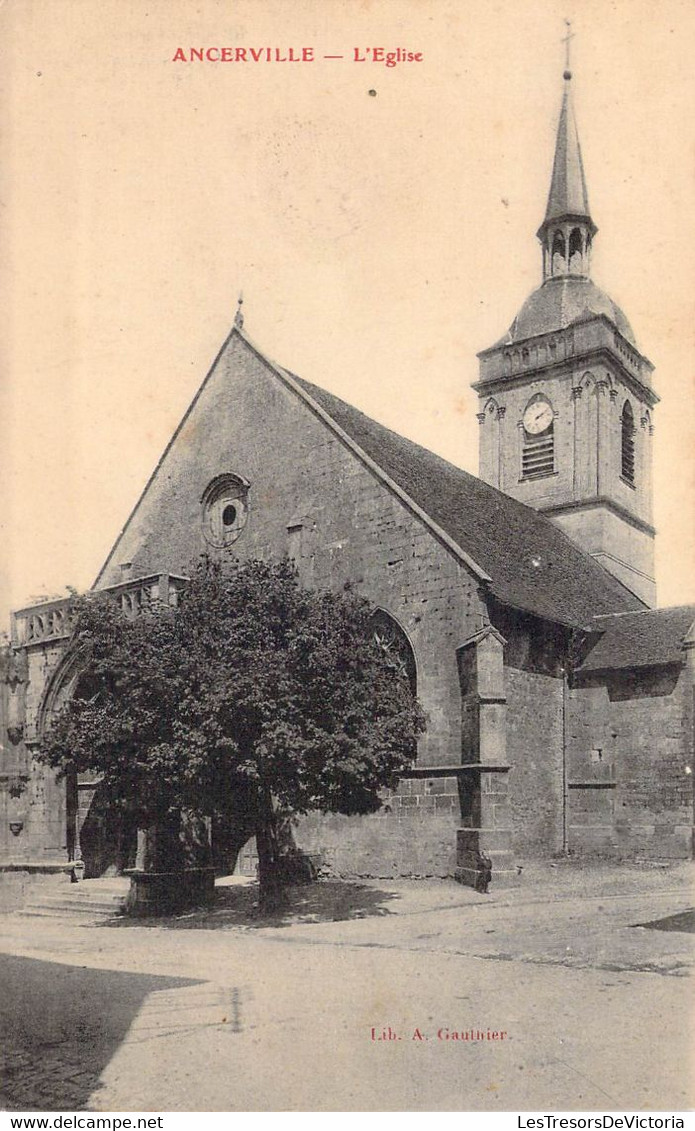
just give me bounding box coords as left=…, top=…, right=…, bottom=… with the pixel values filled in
left=568, top=227, right=584, bottom=273
left=550, top=230, right=566, bottom=275
left=521, top=395, right=555, bottom=478
left=621, top=401, right=635, bottom=485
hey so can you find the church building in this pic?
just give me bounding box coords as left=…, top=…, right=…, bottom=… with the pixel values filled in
left=1, top=65, right=693, bottom=888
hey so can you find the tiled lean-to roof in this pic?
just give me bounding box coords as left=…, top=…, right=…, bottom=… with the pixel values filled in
left=578, top=606, right=695, bottom=673
left=286, top=372, right=644, bottom=628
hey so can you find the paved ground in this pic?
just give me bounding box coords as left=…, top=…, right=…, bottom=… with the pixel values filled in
left=0, top=860, right=693, bottom=1112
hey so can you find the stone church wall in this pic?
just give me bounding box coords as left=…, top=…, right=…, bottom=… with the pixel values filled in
left=0, top=642, right=68, bottom=868
left=567, top=664, right=693, bottom=860
left=551, top=506, right=655, bottom=609
left=95, top=335, right=489, bottom=773
left=295, top=775, right=461, bottom=878
left=505, top=668, right=564, bottom=857
left=22, top=334, right=490, bottom=878
left=8, top=327, right=686, bottom=881
left=489, top=606, right=566, bottom=857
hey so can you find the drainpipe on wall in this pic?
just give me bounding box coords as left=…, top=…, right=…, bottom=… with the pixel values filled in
left=682, top=627, right=695, bottom=859
left=561, top=663, right=569, bottom=855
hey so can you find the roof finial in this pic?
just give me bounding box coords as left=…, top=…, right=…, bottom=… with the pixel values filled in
left=562, top=18, right=574, bottom=81
left=234, top=290, right=244, bottom=329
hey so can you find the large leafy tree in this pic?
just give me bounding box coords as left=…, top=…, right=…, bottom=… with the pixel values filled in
left=39, top=558, right=425, bottom=905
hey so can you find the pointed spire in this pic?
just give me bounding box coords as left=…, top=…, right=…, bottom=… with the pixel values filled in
left=541, top=74, right=593, bottom=230
left=537, top=26, right=596, bottom=280
left=234, top=291, right=244, bottom=329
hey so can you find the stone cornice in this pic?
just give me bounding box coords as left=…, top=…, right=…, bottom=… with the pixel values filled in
left=474, top=345, right=659, bottom=408
left=539, top=496, right=656, bottom=537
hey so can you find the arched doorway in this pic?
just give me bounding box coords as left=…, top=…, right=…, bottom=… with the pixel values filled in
left=37, top=648, right=136, bottom=878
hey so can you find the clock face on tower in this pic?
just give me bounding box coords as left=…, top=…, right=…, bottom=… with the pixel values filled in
left=523, top=399, right=554, bottom=435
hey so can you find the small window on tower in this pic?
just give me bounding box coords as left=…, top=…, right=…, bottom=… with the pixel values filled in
left=521, top=396, right=555, bottom=479
left=621, top=401, right=635, bottom=485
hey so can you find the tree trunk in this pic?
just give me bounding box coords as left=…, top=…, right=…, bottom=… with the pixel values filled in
left=148, top=809, right=186, bottom=873
left=255, top=789, right=287, bottom=911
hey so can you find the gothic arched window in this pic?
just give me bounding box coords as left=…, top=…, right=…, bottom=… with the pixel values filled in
left=621, top=401, right=635, bottom=485
left=370, top=610, right=417, bottom=697
left=521, top=395, right=555, bottom=478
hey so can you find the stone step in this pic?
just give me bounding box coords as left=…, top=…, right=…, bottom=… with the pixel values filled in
left=22, top=902, right=126, bottom=917
left=20, top=880, right=129, bottom=918
left=54, top=885, right=128, bottom=899
left=21, top=903, right=125, bottom=918
left=21, top=905, right=120, bottom=919
left=31, top=896, right=125, bottom=912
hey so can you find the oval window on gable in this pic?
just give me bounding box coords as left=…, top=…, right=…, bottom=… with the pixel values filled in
left=202, top=474, right=250, bottom=548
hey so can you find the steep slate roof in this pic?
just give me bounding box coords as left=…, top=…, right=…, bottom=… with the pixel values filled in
left=286, top=371, right=644, bottom=628
left=578, top=606, right=695, bottom=673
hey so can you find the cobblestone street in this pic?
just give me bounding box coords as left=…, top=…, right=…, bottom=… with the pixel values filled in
left=1, top=862, right=693, bottom=1112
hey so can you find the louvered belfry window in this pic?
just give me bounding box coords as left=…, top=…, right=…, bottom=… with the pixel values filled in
left=522, top=429, right=555, bottom=477
left=522, top=396, right=555, bottom=479
left=621, top=401, right=635, bottom=485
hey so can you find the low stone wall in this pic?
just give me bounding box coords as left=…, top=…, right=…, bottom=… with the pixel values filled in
left=295, top=777, right=461, bottom=878
left=568, top=814, right=693, bottom=861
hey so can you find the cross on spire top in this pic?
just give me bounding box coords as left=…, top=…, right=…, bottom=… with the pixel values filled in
left=234, top=291, right=244, bottom=329
left=562, top=19, right=575, bottom=80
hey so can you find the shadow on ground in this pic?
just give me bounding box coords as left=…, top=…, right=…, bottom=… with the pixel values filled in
left=103, top=880, right=400, bottom=930
left=0, top=954, right=203, bottom=1110
left=636, top=908, right=695, bottom=933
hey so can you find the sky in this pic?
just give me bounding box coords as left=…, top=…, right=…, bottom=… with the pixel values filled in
left=2, top=0, right=693, bottom=629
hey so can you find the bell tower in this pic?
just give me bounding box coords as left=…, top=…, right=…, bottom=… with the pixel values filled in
left=474, top=41, right=659, bottom=607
